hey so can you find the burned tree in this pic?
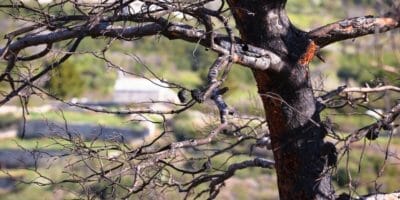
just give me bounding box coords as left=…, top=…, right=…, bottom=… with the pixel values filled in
left=0, top=0, right=400, bottom=199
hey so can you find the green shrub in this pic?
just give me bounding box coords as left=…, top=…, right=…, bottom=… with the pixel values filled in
left=46, top=60, right=86, bottom=98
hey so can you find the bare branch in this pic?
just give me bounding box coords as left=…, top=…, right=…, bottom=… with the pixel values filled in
left=309, top=14, right=400, bottom=47
left=342, top=85, right=400, bottom=93
left=317, top=85, right=400, bottom=111
left=1, top=21, right=280, bottom=72
left=349, top=103, right=400, bottom=143
left=0, top=37, right=83, bottom=106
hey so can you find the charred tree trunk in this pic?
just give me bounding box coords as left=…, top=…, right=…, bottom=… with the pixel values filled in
left=228, top=1, right=335, bottom=199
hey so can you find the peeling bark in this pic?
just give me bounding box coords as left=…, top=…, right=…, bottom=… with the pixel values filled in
left=309, top=15, right=400, bottom=47
left=227, top=1, right=335, bottom=199
left=2, top=1, right=400, bottom=199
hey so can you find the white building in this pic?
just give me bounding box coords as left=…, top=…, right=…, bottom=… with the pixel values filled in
left=113, top=76, right=178, bottom=104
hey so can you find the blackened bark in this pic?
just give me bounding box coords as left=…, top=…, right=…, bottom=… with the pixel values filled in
left=228, top=1, right=335, bottom=199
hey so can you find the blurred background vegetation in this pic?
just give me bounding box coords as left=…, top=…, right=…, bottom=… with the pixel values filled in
left=0, top=0, right=399, bottom=199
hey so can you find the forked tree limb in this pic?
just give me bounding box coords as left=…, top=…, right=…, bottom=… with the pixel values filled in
left=0, top=22, right=279, bottom=71
left=1, top=1, right=400, bottom=199
left=349, top=103, right=400, bottom=143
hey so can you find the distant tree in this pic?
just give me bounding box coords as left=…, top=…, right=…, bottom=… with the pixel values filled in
left=46, top=59, right=86, bottom=98
left=46, top=55, right=116, bottom=98
left=0, top=0, right=399, bottom=199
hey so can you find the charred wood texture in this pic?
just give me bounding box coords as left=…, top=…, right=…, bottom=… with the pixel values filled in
left=228, top=0, right=334, bottom=199
left=1, top=0, right=400, bottom=199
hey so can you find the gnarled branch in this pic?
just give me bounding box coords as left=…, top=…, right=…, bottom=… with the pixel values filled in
left=309, top=13, right=400, bottom=47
